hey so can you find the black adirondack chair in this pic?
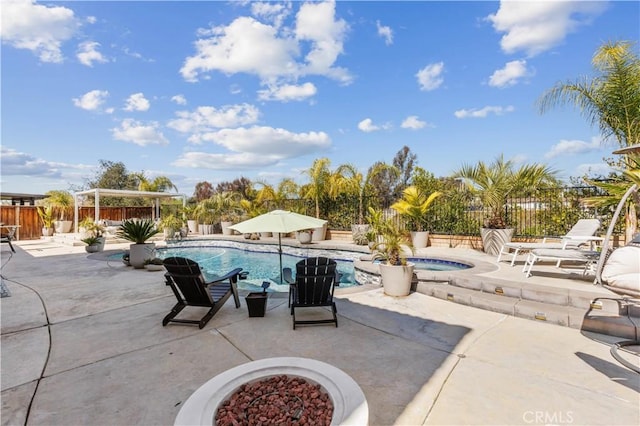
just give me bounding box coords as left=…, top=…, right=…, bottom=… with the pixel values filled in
left=290, top=257, right=338, bottom=329
left=162, top=257, right=242, bottom=329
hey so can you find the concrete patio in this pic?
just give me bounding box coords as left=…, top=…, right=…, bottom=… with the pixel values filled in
left=1, top=238, right=638, bottom=425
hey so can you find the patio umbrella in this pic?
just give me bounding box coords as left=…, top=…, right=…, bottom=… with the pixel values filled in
left=228, top=210, right=327, bottom=283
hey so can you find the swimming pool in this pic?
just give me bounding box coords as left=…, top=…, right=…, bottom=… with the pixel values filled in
left=156, top=244, right=359, bottom=293
left=153, top=240, right=473, bottom=292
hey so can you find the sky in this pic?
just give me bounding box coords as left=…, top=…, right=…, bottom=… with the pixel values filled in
left=1, top=0, right=639, bottom=197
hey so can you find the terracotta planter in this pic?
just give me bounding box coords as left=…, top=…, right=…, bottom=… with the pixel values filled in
left=379, top=262, right=415, bottom=297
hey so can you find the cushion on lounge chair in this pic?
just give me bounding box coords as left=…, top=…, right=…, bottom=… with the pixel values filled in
left=601, top=246, right=640, bottom=297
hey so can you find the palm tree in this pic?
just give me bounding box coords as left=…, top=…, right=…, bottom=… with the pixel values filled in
left=538, top=40, right=640, bottom=150
left=341, top=162, right=399, bottom=224
left=539, top=41, right=640, bottom=238
left=391, top=186, right=442, bottom=232
left=135, top=173, right=178, bottom=193
left=301, top=158, right=350, bottom=218
left=454, top=155, right=558, bottom=229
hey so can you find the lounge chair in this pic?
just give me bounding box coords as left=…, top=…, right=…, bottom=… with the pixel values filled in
left=162, top=257, right=242, bottom=329
left=290, top=257, right=338, bottom=329
left=0, top=226, right=17, bottom=253
left=497, top=219, right=601, bottom=266
left=522, top=248, right=600, bottom=278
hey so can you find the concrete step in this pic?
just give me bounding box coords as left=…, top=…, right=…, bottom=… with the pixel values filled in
left=415, top=282, right=640, bottom=339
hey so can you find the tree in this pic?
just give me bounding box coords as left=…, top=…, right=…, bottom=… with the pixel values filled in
left=301, top=158, right=350, bottom=218
left=539, top=40, right=640, bottom=238
left=368, top=161, right=400, bottom=207
left=341, top=162, right=398, bottom=223
left=216, top=177, right=254, bottom=200
left=538, top=40, right=640, bottom=149
left=453, top=155, right=559, bottom=228
left=84, top=160, right=140, bottom=206
left=134, top=173, right=177, bottom=193
left=193, top=181, right=214, bottom=202
left=392, top=145, right=417, bottom=199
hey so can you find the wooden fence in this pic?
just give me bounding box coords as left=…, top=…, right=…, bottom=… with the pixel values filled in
left=0, top=206, right=153, bottom=240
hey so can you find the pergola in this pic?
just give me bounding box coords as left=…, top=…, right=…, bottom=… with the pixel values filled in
left=73, top=188, right=186, bottom=232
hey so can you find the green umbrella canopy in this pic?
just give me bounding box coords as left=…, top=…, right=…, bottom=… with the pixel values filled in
left=229, top=210, right=327, bottom=284
left=229, top=210, right=326, bottom=234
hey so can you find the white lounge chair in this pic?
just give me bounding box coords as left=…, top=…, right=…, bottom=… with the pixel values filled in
left=523, top=247, right=600, bottom=278
left=497, top=219, right=601, bottom=266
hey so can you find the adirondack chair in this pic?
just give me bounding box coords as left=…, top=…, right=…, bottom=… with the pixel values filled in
left=162, top=256, right=242, bottom=329
left=290, top=257, right=338, bottom=329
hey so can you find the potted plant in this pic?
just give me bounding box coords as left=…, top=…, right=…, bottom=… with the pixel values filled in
left=37, top=205, right=55, bottom=237
left=454, top=155, right=558, bottom=256
left=144, top=257, right=165, bottom=271
left=158, top=214, right=184, bottom=240
left=297, top=229, right=313, bottom=244
left=182, top=205, right=199, bottom=234
left=116, top=219, right=160, bottom=269
left=45, top=190, right=74, bottom=234
left=80, top=220, right=106, bottom=252
left=391, top=186, right=442, bottom=249
left=246, top=281, right=270, bottom=317
left=195, top=198, right=218, bottom=235
left=371, top=217, right=415, bottom=297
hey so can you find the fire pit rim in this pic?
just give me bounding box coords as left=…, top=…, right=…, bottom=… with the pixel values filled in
left=174, top=356, right=368, bottom=425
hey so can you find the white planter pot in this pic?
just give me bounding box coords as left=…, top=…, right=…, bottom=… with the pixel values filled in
left=163, top=228, right=175, bottom=240
left=297, top=231, right=312, bottom=244
left=411, top=231, right=429, bottom=249
left=379, top=262, right=415, bottom=297
left=187, top=220, right=198, bottom=234
left=480, top=228, right=514, bottom=256
left=312, top=223, right=327, bottom=241
left=199, top=224, right=213, bottom=235
left=221, top=221, right=233, bottom=236
left=54, top=220, right=73, bottom=234
left=41, top=227, right=54, bottom=237
left=129, top=243, right=156, bottom=269
left=260, top=232, right=273, bottom=238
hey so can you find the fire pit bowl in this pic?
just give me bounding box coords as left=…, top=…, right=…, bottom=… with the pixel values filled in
left=175, top=357, right=368, bottom=425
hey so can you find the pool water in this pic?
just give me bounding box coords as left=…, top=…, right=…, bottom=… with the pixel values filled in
left=408, top=258, right=472, bottom=271
left=156, top=246, right=357, bottom=293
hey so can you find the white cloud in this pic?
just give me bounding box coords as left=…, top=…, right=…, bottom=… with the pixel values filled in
left=124, top=93, right=150, bottom=112
left=173, top=151, right=282, bottom=170
left=172, top=125, right=331, bottom=170
left=489, top=60, right=531, bottom=88
left=76, top=40, right=107, bottom=67
left=575, top=162, right=614, bottom=178
left=180, top=0, right=351, bottom=90
left=72, top=89, right=109, bottom=111
left=358, top=118, right=391, bottom=133
left=257, top=82, right=317, bottom=102
left=171, top=95, right=187, bottom=105
left=0, top=146, right=91, bottom=178
left=111, top=119, right=168, bottom=146
left=401, top=116, right=428, bottom=130
left=454, top=105, right=515, bottom=119
left=376, top=20, right=393, bottom=45
left=251, top=1, right=292, bottom=29
left=1, top=0, right=80, bottom=63
left=487, top=1, right=607, bottom=56
left=199, top=126, right=331, bottom=156
left=545, top=137, right=601, bottom=159
left=167, top=104, right=260, bottom=140
left=416, top=62, right=444, bottom=91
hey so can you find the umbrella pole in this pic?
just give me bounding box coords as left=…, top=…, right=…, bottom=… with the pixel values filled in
left=278, top=233, right=283, bottom=284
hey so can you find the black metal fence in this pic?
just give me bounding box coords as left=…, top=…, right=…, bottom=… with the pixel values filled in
left=284, top=186, right=622, bottom=237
